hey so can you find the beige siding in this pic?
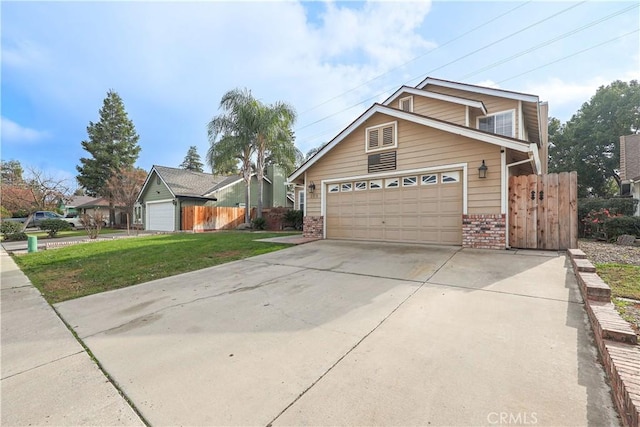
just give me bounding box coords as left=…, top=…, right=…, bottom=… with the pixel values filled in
left=425, top=87, right=520, bottom=137
left=305, top=114, right=502, bottom=216
left=411, top=96, right=466, bottom=125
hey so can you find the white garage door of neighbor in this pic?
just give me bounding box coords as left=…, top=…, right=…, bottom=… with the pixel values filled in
left=147, top=202, right=175, bottom=231
left=326, top=171, right=463, bottom=245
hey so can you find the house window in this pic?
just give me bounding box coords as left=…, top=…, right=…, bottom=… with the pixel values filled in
left=477, top=111, right=515, bottom=137
left=298, top=191, right=305, bottom=213
left=421, top=174, right=437, bottom=185
left=442, top=171, right=461, bottom=183
left=402, top=176, right=417, bottom=187
left=385, top=178, right=399, bottom=188
left=341, top=182, right=352, bottom=192
left=355, top=181, right=367, bottom=191
left=365, top=121, right=397, bottom=153
left=399, top=96, right=413, bottom=112
left=369, top=180, right=382, bottom=190
left=328, top=184, right=340, bottom=193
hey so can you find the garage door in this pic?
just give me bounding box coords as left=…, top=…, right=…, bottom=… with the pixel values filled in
left=147, top=201, right=175, bottom=231
left=326, top=171, right=462, bottom=244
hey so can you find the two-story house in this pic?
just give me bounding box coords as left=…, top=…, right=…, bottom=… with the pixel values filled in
left=288, top=77, right=548, bottom=249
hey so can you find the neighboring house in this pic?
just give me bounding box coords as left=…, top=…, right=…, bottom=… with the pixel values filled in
left=289, top=77, right=548, bottom=249
left=59, top=195, right=127, bottom=226
left=620, top=134, right=640, bottom=216
left=137, top=165, right=293, bottom=231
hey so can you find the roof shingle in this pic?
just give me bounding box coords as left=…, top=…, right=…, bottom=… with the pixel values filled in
left=153, top=166, right=241, bottom=198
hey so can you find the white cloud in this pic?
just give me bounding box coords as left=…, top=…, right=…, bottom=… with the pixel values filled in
left=1, top=117, right=50, bottom=144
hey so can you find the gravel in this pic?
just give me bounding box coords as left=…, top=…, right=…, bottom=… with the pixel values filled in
left=578, top=240, right=640, bottom=266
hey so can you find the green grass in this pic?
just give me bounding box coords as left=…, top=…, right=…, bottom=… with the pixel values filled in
left=596, top=263, right=640, bottom=300
left=14, top=232, right=297, bottom=304
left=26, top=228, right=122, bottom=239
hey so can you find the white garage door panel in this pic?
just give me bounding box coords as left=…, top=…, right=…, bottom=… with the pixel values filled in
left=326, top=171, right=463, bottom=245
left=148, top=202, right=175, bottom=231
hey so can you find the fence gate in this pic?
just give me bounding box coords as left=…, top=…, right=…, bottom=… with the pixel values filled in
left=508, top=172, right=578, bottom=250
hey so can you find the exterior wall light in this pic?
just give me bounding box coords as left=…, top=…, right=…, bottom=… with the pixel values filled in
left=308, top=182, right=316, bottom=193
left=478, top=160, right=488, bottom=179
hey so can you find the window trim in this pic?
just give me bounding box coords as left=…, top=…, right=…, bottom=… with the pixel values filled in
left=341, top=182, right=353, bottom=192
left=399, top=96, right=413, bottom=113
left=365, top=121, right=398, bottom=153
left=421, top=174, right=438, bottom=185
left=355, top=181, right=367, bottom=191
left=298, top=190, right=305, bottom=212
left=476, top=109, right=516, bottom=138
left=442, top=171, right=461, bottom=184
left=385, top=177, right=399, bottom=188
left=369, top=179, right=382, bottom=190
left=328, top=184, right=340, bottom=193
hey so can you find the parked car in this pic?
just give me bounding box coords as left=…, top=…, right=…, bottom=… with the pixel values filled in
left=4, top=211, right=66, bottom=228
left=64, top=213, right=107, bottom=229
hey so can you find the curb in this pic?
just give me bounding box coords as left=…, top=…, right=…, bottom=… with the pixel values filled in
left=567, top=248, right=640, bottom=427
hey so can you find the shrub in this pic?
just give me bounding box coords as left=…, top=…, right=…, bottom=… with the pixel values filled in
left=283, top=209, right=303, bottom=230
left=578, top=198, right=638, bottom=237
left=1, top=221, right=23, bottom=236
left=252, top=217, right=267, bottom=231
left=582, top=208, right=622, bottom=239
left=0, top=206, right=11, bottom=219
left=4, top=232, right=28, bottom=241
left=39, top=219, right=71, bottom=238
left=603, top=216, right=640, bottom=242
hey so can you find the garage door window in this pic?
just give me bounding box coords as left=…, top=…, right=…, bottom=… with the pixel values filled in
left=355, top=181, right=367, bottom=191
left=341, top=183, right=352, bottom=192
left=370, top=180, right=382, bottom=189
left=385, top=178, right=399, bottom=188
left=402, top=176, right=417, bottom=187
left=329, top=184, right=340, bottom=193
left=421, top=174, right=437, bottom=185
left=442, top=171, right=460, bottom=183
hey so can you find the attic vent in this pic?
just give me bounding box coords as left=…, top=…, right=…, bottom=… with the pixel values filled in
left=368, top=151, right=396, bottom=173
left=365, top=121, right=397, bottom=153
left=399, top=96, right=413, bottom=112
left=368, top=129, right=379, bottom=150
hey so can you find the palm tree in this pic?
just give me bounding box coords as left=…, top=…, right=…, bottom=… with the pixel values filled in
left=253, top=102, right=297, bottom=218
left=208, top=88, right=298, bottom=220
left=207, top=89, right=256, bottom=223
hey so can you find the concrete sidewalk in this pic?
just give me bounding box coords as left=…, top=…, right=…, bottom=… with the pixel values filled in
left=0, top=249, right=143, bottom=426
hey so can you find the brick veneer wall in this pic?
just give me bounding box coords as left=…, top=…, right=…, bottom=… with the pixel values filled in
left=303, top=216, right=323, bottom=238
left=567, top=249, right=640, bottom=427
left=462, top=214, right=506, bottom=249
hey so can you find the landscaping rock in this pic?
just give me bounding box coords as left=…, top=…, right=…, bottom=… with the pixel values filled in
left=617, top=234, right=637, bottom=246
left=235, top=223, right=253, bottom=231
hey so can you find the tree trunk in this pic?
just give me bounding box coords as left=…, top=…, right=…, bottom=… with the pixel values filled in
left=244, top=175, right=251, bottom=224
left=256, top=139, right=265, bottom=218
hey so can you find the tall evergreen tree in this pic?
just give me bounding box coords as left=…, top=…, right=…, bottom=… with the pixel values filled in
left=76, top=90, right=141, bottom=224
left=180, top=146, right=205, bottom=172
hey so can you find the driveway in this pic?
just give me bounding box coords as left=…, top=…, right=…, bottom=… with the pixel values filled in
left=55, top=240, right=618, bottom=426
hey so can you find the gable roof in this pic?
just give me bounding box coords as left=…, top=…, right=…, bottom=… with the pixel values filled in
left=66, top=195, right=98, bottom=207
left=289, top=103, right=537, bottom=182
left=417, top=77, right=539, bottom=103
left=621, top=134, right=640, bottom=181
left=383, top=86, right=487, bottom=114
left=143, top=165, right=242, bottom=199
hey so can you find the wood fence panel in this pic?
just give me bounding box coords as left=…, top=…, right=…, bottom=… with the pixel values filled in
left=526, top=174, right=538, bottom=249
left=508, top=172, right=577, bottom=250
left=546, top=173, right=560, bottom=251
left=181, top=206, right=247, bottom=231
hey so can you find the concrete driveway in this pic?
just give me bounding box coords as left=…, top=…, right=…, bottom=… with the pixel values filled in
left=55, top=240, right=619, bottom=426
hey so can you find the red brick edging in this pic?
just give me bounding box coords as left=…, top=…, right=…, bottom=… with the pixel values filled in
left=567, top=249, right=640, bottom=427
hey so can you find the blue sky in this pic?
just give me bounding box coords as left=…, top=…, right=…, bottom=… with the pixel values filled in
left=2, top=1, right=639, bottom=190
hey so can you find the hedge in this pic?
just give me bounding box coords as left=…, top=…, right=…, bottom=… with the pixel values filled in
left=603, top=216, right=640, bottom=242
left=578, top=197, right=638, bottom=237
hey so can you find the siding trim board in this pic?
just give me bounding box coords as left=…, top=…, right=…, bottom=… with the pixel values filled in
left=289, top=103, right=533, bottom=182
left=384, top=86, right=487, bottom=113
left=417, top=77, right=539, bottom=103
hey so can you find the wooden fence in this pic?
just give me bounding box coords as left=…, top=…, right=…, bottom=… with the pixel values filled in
left=508, top=172, right=578, bottom=250
left=182, top=206, right=252, bottom=232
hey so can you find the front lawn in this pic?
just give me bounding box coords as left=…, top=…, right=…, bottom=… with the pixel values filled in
left=14, top=232, right=297, bottom=304
left=596, top=263, right=640, bottom=300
